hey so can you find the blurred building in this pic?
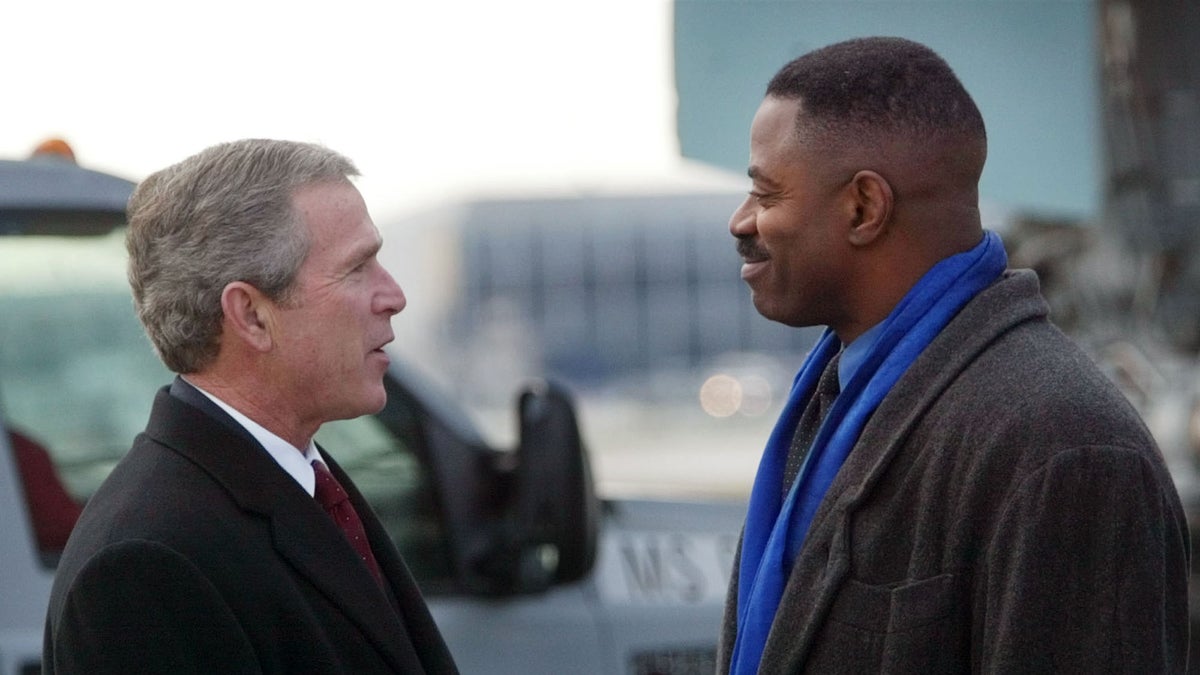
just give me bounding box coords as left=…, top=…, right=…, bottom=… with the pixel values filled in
left=387, top=186, right=822, bottom=405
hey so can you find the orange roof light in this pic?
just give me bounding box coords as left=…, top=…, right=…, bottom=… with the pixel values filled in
left=31, top=138, right=77, bottom=163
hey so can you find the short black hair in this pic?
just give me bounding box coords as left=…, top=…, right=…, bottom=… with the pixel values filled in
left=766, top=37, right=985, bottom=147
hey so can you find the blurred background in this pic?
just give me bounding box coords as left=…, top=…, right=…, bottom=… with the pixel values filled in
left=4, top=0, right=1198, bottom=505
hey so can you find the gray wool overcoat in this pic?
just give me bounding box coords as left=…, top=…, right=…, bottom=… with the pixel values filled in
left=718, top=269, right=1190, bottom=674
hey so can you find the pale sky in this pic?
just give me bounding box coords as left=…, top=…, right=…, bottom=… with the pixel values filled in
left=3, top=0, right=683, bottom=218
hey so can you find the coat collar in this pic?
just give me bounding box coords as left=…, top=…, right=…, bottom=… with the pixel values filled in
left=144, top=384, right=427, bottom=673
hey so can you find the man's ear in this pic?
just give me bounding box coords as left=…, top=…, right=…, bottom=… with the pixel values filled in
left=847, top=170, right=894, bottom=247
left=220, top=281, right=275, bottom=352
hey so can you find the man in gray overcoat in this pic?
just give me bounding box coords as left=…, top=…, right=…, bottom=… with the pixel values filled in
left=720, top=36, right=1189, bottom=674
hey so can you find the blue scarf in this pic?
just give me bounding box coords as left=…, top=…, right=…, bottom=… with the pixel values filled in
left=730, top=231, right=1008, bottom=674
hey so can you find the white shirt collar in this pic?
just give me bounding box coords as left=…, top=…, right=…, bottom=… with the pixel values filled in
left=182, top=378, right=321, bottom=497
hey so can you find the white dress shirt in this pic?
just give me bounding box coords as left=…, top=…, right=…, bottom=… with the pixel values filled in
left=182, top=377, right=322, bottom=497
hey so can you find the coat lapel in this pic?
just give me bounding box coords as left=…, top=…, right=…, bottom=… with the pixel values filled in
left=761, top=271, right=1049, bottom=670
left=266, top=486, right=425, bottom=673
left=144, top=386, right=425, bottom=673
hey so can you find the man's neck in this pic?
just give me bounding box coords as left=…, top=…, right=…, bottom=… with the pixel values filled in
left=181, top=373, right=314, bottom=451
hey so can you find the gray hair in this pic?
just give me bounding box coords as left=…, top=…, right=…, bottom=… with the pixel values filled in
left=126, top=139, right=359, bottom=373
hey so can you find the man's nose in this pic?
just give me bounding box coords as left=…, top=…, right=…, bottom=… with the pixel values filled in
left=729, top=195, right=757, bottom=239
left=377, top=267, right=406, bottom=316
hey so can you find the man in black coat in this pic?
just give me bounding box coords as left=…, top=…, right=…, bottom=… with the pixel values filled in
left=44, top=139, right=458, bottom=674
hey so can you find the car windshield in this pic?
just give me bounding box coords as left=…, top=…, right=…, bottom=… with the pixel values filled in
left=0, top=230, right=169, bottom=498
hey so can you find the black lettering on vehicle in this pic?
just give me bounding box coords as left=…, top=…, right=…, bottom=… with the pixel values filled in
left=665, top=533, right=705, bottom=603
left=620, top=537, right=665, bottom=598
left=618, top=534, right=713, bottom=604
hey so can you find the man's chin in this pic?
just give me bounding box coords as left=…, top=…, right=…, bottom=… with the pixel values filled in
left=328, top=388, right=388, bottom=422
left=751, top=295, right=786, bottom=324
left=753, top=297, right=811, bottom=329
left=362, top=388, right=388, bottom=416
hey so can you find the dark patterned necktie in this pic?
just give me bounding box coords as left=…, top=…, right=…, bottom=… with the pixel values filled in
left=312, top=459, right=385, bottom=587
left=782, top=353, right=841, bottom=501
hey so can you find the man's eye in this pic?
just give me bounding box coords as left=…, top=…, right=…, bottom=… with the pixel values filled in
left=750, top=191, right=771, bottom=205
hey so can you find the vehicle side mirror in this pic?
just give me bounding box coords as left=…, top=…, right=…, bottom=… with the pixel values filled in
left=480, top=380, right=599, bottom=593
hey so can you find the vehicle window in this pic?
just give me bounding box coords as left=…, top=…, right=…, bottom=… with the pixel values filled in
left=1, top=227, right=450, bottom=581
left=317, top=417, right=451, bottom=585
left=0, top=231, right=161, bottom=500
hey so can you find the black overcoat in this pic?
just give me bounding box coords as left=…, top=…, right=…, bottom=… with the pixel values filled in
left=44, top=380, right=458, bottom=674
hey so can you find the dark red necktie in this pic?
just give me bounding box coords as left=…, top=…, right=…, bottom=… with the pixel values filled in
left=311, top=459, right=385, bottom=587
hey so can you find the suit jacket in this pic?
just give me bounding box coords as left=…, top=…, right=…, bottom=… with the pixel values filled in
left=718, top=270, right=1190, bottom=674
left=44, top=378, right=458, bottom=674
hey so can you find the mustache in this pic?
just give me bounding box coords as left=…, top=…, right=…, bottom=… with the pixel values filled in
left=736, top=237, right=768, bottom=261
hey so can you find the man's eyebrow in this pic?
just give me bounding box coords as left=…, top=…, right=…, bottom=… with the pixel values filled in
left=747, top=166, right=781, bottom=189
left=348, top=236, right=383, bottom=267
